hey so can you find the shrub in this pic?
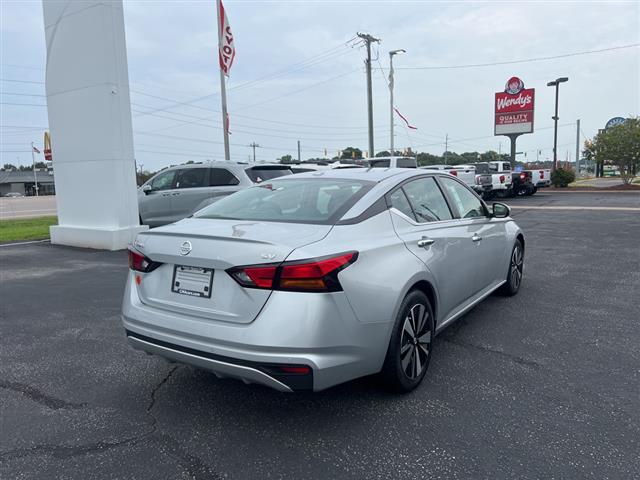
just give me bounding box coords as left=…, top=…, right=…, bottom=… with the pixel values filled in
left=551, top=168, right=576, bottom=187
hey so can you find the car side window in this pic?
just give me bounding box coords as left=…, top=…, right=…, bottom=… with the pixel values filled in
left=439, top=177, right=486, bottom=219
left=388, top=189, right=416, bottom=221
left=150, top=170, right=176, bottom=191
left=175, top=168, right=207, bottom=189
left=210, top=168, right=240, bottom=186
left=402, top=177, right=452, bottom=222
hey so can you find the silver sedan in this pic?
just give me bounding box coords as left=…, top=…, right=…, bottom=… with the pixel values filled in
left=122, top=168, right=524, bottom=392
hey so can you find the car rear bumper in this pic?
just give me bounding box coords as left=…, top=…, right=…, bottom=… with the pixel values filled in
left=122, top=274, right=390, bottom=391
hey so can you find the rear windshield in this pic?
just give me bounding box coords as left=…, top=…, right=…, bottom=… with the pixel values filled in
left=369, top=159, right=390, bottom=168
left=194, top=178, right=374, bottom=224
left=245, top=166, right=292, bottom=183
left=396, top=158, right=417, bottom=168
left=473, top=163, right=490, bottom=174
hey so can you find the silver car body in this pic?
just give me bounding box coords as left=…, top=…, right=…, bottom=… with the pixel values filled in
left=123, top=168, right=523, bottom=392
left=138, top=161, right=292, bottom=227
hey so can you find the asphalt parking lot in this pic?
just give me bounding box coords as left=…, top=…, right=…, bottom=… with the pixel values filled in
left=1, top=191, right=638, bottom=479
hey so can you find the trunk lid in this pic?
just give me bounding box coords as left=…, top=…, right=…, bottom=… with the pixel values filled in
left=133, top=218, right=331, bottom=324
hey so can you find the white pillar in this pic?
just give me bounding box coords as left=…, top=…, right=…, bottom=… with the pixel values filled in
left=42, top=0, right=146, bottom=250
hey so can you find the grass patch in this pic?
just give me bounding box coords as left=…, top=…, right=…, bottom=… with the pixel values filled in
left=0, top=216, right=57, bottom=243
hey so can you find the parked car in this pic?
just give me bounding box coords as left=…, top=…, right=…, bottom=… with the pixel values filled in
left=124, top=168, right=525, bottom=393
left=3, top=192, right=24, bottom=197
left=526, top=169, right=551, bottom=191
left=510, top=171, right=535, bottom=196
left=138, top=161, right=293, bottom=227
left=420, top=164, right=492, bottom=196
left=290, top=161, right=364, bottom=174
left=365, top=156, right=417, bottom=168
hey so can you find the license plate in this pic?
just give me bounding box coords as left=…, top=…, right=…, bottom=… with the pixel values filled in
left=172, top=265, right=214, bottom=298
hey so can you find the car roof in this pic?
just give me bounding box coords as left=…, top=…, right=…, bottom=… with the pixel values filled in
left=283, top=166, right=444, bottom=183
left=157, top=161, right=290, bottom=172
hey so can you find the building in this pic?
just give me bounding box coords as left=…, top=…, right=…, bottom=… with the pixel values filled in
left=0, top=170, right=56, bottom=196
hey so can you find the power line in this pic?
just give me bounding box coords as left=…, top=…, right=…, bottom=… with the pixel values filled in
left=391, top=43, right=640, bottom=70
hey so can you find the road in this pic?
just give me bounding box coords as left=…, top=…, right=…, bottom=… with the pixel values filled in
left=0, top=191, right=638, bottom=479
left=0, top=195, right=57, bottom=220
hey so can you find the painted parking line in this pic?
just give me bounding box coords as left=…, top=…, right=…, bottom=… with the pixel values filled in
left=509, top=206, right=640, bottom=211
left=0, top=239, right=50, bottom=247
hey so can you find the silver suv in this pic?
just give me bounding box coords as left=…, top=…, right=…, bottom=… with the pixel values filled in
left=138, top=161, right=292, bottom=226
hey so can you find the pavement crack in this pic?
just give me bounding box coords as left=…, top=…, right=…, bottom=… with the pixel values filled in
left=146, top=365, right=179, bottom=421
left=444, top=338, right=541, bottom=368
left=0, top=432, right=154, bottom=462
left=0, top=380, right=87, bottom=410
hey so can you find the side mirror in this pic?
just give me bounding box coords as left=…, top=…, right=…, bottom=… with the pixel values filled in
left=492, top=202, right=510, bottom=218
left=142, top=184, right=152, bottom=194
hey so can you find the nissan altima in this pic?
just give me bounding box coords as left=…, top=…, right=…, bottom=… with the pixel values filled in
left=122, top=168, right=524, bottom=392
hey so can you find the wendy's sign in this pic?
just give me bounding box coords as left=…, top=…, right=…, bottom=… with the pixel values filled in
left=495, top=77, right=535, bottom=135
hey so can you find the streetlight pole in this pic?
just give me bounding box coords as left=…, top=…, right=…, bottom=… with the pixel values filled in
left=388, top=49, right=405, bottom=156
left=31, top=141, right=39, bottom=196
left=546, top=77, right=569, bottom=172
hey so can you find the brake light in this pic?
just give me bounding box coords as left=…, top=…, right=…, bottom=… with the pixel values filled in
left=128, top=249, right=161, bottom=273
left=228, top=251, right=358, bottom=292
left=520, top=173, right=526, bottom=180
left=539, top=170, right=544, bottom=179
left=500, top=175, right=505, bottom=183
left=450, top=170, right=458, bottom=176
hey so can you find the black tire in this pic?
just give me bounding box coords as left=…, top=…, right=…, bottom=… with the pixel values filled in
left=515, top=185, right=528, bottom=196
left=499, top=239, right=524, bottom=296
left=380, top=290, right=435, bottom=392
left=532, top=186, right=538, bottom=194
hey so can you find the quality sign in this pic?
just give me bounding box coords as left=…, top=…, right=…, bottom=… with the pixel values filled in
left=495, top=77, right=535, bottom=135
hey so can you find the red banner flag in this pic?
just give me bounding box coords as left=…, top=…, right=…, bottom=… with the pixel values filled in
left=394, top=108, right=418, bottom=130
left=218, top=0, right=235, bottom=76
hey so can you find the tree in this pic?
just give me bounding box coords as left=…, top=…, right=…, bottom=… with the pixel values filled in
left=375, top=150, right=402, bottom=157
left=340, top=147, right=362, bottom=160
left=416, top=152, right=442, bottom=166
left=278, top=154, right=293, bottom=164
left=585, top=117, right=639, bottom=183
left=3, top=163, right=17, bottom=170
left=34, top=161, right=48, bottom=169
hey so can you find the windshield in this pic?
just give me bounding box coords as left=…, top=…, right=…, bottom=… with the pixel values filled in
left=194, top=178, right=373, bottom=224
left=245, top=167, right=292, bottom=183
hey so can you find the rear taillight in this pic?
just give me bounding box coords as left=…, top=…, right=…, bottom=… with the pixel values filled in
left=500, top=175, right=505, bottom=183
left=128, top=249, right=161, bottom=273
left=228, top=251, right=358, bottom=292
left=539, top=170, right=544, bottom=179
left=450, top=170, right=458, bottom=176
left=520, top=173, right=526, bottom=180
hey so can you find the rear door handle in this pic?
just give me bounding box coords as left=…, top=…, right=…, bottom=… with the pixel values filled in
left=417, top=237, right=435, bottom=248
left=172, top=192, right=180, bottom=196
left=472, top=234, right=482, bottom=242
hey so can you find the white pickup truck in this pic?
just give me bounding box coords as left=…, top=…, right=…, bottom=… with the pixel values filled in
left=467, top=161, right=513, bottom=198
left=526, top=169, right=551, bottom=191
left=420, top=164, right=492, bottom=196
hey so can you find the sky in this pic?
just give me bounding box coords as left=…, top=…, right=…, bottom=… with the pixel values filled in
left=1, top=0, right=639, bottom=171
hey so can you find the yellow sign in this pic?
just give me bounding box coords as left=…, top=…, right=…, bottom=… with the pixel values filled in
left=44, top=131, right=52, bottom=161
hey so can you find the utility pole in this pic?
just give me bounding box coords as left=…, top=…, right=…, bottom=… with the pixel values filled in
left=547, top=77, right=569, bottom=172
left=297, top=140, right=301, bottom=163
left=388, top=49, right=405, bottom=156
left=444, top=134, right=448, bottom=165
left=357, top=32, right=380, bottom=158
left=249, top=142, right=260, bottom=163
left=30, top=141, right=39, bottom=196
left=216, top=0, right=231, bottom=160
left=575, top=119, right=581, bottom=174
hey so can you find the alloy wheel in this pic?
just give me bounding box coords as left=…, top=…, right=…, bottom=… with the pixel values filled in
left=400, top=303, right=432, bottom=380
left=510, top=244, right=524, bottom=290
